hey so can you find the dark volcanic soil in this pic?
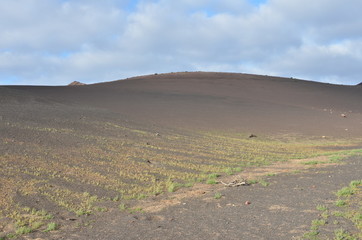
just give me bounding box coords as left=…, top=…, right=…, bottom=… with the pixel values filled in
left=2, top=72, right=362, bottom=137
left=26, top=156, right=362, bottom=240
left=1, top=72, right=362, bottom=239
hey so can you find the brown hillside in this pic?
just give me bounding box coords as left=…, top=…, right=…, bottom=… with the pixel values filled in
left=1, top=72, right=362, bottom=137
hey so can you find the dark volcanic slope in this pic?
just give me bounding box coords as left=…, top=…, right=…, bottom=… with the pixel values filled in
left=1, top=72, right=362, bottom=137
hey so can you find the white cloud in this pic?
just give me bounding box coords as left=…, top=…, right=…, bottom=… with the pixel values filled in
left=1, top=0, right=362, bottom=85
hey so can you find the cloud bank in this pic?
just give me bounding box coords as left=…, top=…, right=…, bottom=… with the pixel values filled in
left=1, top=0, right=362, bottom=85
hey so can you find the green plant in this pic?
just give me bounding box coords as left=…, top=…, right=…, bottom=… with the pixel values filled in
left=266, top=173, right=276, bottom=177
left=303, top=230, right=319, bottom=239
left=329, top=155, right=344, bottom=163
left=337, top=187, right=355, bottom=197
left=184, top=182, right=194, bottom=188
left=128, top=207, right=143, bottom=214
left=6, top=233, right=16, bottom=239
left=349, top=180, right=362, bottom=188
left=321, top=211, right=329, bottom=219
left=334, top=228, right=356, bottom=240
left=303, top=160, right=322, bottom=165
left=119, top=203, right=127, bottom=211
left=316, top=205, right=328, bottom=211
left=95, top=207, right=108, bottom=212
left=206, top=179, right=217, bottom=184
left=248, top=179, right=258, bottom=184
left=167, top=183, right=177, bottom=192
left=214, top=192, right=222, bottom=199
left=112, top=195, right=121, bottom=201
left=335, top=200, right=347, bottom=207
left=15, top=226, right=32, bottom=235
left=75, top=209, right=91, bottom=216
left=332, top=211, right=344, bottom=217
left=137, top=194, right=147, bottom=200
left=259, top=179, right=270, bottom=187
left=44, top=222, right=58, bottom=232
left=166, top=178, right=184, bottom=193
left=208, top=173, right=219, bottom=179
left=45, top=213, right=54, bottom=220
left=31, top=221, right=44, bottom=230
left=224, top=168, right=234, bottom=175
left=233, top=167, right=242, bottom=172
left=313, top=219, right=326, bottom=226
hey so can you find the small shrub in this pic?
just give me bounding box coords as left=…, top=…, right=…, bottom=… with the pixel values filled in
left=5, top=234, right=16, bottom=239
left=214, top=192, right=222, bottom=199
left=167, top=183, right=177, bottom=192
left=206, top=179, right=217, bottom=184
left=329, top=155, right=343, bottom=163
left=349, top=180, right=362, bottom=188
left=303, top=230, right=319, bottom=239
left=128, top=207, right=143, bottom=214
left=16, top=226, right=32, bottom=235
left=45, top=213, right=54, bottom=220
left=184, top=182, right=194, bottom=188
left=233, top=167, right=242, bottom=172
left=95, top=207, right=108, bottom=212
left=316, top=205, right=328, bottom=211
left=259, top=179, right=270, bottom=187
left=266, top=173, right=276, bottom=177
left=112, top=195, right=121, bottom=202
left=334, top=228, right=355, bottom=240
left=335, top=200, right=347, bottom=207
left=248, top=179, right=258, bottom=184
left=336, top=187, right=355, bottom=197
left=332, top=211, right=344, bottom=217
left=312, top=219, right=326, bottom=227
left=44, top=222, right=58, bottom=232
left=75, top=209, right=91, bottom=216
left=119, top=203, right=127, bottom=211
left=208, top=173, right=219, bottom=179
left=31, top=221, right=44, bottom=230
left=137, top=194, right=147, bottom=200
left=321, top=211, right=329, bottom=219
left=224, top=168, right=234, bottom=175
left=303, top=161, right=321, bottom=165
left=206, top=173, right=219, bottom=184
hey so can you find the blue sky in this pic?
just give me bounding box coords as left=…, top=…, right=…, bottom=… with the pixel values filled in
left=1, top=0, right=362, bottom=86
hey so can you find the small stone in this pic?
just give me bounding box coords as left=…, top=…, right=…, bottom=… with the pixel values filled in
left=245, top=201, right=251, bottom=205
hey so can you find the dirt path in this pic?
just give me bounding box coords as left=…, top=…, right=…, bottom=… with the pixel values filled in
left=25, top=156, right=361, bottom=240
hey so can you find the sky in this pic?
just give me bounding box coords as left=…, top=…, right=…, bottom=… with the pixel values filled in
left=1, top=0, right=362, bottom=86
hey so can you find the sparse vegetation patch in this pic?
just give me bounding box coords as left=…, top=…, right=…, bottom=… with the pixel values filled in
left=302, top=180, right=362, bottom=239
left=1, top=105, right=362, bottom=238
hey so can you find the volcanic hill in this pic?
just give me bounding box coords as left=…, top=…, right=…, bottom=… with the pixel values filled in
left=2, top=72, right=362, bottom=137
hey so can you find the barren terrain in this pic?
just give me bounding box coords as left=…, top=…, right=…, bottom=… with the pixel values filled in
left=0, top=72, right=361, bottom=239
